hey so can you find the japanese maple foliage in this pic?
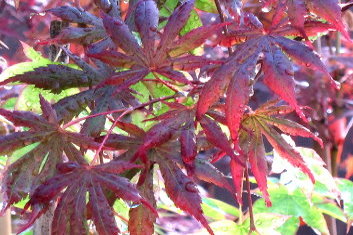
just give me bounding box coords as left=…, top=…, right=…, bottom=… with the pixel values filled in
left=0, top=0, right=350, bottom=234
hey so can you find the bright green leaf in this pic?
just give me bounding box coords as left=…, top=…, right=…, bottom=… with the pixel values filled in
left=253, top=185, right=329, bottom=234
left=336, top=178, right=353, bottom=220
left=195, top=0, right=218, bottom=13
left=201, top=197, right=240, bottom=220
left=180, top=10, right=203, bottom=36
left=16, top=86, right=78, bottom=113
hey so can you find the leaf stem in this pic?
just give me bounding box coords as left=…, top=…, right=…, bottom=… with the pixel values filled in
left=62, top=108, right=127, bottom=129
left=92, top=108, right=133, bottom=165
left=91, top=94, right=179, bottom=164
left=62, top=94, right=180, bottom=130
left=245, top=167, right=256, bottom=232
left=214, top=0, right=233, bottom=55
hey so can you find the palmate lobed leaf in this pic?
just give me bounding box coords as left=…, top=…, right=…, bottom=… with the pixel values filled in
left=88, top=0, right=223, bottom=90
left=198, top=32, right=337, bottom=151
left=128, top=167, right=157, bottom=235
left=18, top=160, right=152, bottom=235
left=0, top=65, right=102, bottom=94
left=156, top=157, right=214, bottom=235
left=0, top=97, right=102, bottom=209
left=265, top=0, right=350, bottom=40
left=232, top=101, right=321, bottom=205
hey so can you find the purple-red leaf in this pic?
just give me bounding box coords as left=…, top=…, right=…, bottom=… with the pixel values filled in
left=225, top=69, right=253, bottom=144
left=287, top=0, right=307, bottom=35
left=256, top=119, right=315, bottom=183
left=0, top=108, right=50, bottom=130
left=274, top=36, right=339, bottom=89
left=247, top=122, right=271, bottom=207
left=102, top=14, right=146, bottom=63
left=129, top=168, right=157, bottom=235
left=0, top=65, right=99, bottom=93
left=259, top=115, right=323, bottom=147
left=196, top=59, right=237, bottom=119
left=135, top=0, right=159, bottom=59
left=39, top=95, right=58, bottom=124
left=180, top=127, right=197, bottom=165
left=262, top=45, right=307, bottom=121
left=199, top=116, right=244, bottom=166
left=156, top=67, right=192, bottom=85
left=157, top=0, right=195, bottom=59
left=20, top=161, right=150, bottom=234
left=194, top=158, right=234, bottom=193
left=47, top=6, right=103, bottom=26
left=157, top=157, right=214, bottom=235
left=230, top=158, right=244, bottom=205
left=306, top=0, right=350, bottom=40
left=87, top=49, right=137, bottom=68
left=169, top=23, right=226, bottom=57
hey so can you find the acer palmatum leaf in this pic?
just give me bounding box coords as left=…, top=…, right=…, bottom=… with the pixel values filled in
left=196, top=59, right=237, bottom=120
left=39, top=94, right=58, bottom=124
left=169, top=55, right=223, bottom=71
left=129, top=168, right=157, bottom=235
left=135, top=0, right=159, bottom=60
left=157, top=0, right=195, bottom=60
left=155, top=68, right=192, bottom=85
left=47, top=6, right=103, bottom=26
left=87, top=49, right=136, bottom=68
left=194, top=157, right=234, bottom=193
left=157, top=158, right=214, bottom=235
left=0, top=65, right=101, bottom=94
left=262, top=45, right=307, bottom=122
left=52, top=26, right=107, bottom=45
left=0, top=109, right=50, bottom=130
left=305, top=0, right=350, bottom=40
left=80, top=89, right=111, bottom=137
left=168, top=23, right=228, bottom=57
left=133, top=113, right=188, bottom=162
left=258, top=115, right=323, bottom=147
left=102, top=14, right=145, bottom=62
left=199, top=116, right=244, bottom=166
left=53, top=89, right=96, bottom=124
left=273, top=36, right=340, bottom=89
left=19, top=161, right=152, bottom=235
left=287, top=0, right=307, bottom=36
left=230, top=158, right=244, bottom=205
left=271, top=0, right=287, bottom=30
left=225, top=68, right=254, bottom=144
left=180, top=128, right=197, bottom=164
left=255, top=118, right=315, bottom=182
left=115, top=121, right=145, bottom=137
left=247, top=120, right=271, bottom=207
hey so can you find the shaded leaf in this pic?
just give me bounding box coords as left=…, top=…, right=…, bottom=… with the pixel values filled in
left=129, top=167, right=157, bottom=235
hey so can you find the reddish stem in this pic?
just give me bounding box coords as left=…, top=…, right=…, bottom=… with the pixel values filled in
left=245, top=167, right=256, bottom=232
